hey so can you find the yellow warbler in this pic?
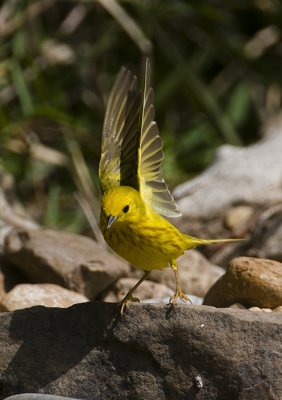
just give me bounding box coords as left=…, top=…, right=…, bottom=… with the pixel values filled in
left=99, top=59, right=240, bottom=314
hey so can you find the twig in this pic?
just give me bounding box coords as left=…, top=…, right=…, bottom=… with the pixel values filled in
left=58, top=4, right=88, bottom=36
left=5, top=138, right=69, bottom=167
left=0, top=191, right=38, bottom=231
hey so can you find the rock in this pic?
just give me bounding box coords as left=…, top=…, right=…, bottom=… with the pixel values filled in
left=0, top=303, right=281, bottom=399
left=0, top=283, right=88, bottom=311
left=213, top=204, right=282, bottom=266
left=273, top=306, right=282, bottom=312
left=224, top=205, right=254, bottom=234
left=3, top=228, right=129, bottom=299
left=102, top=278, right=172, bottom=302
left=139, top=250, right=225, bottom=298
left=174, top=114, right=282, bottom=219
left=4, top=395, right=80, bottom=400
left=246, top=205, right=282, bottom=262
left=204, top=257, right=282, bottom=308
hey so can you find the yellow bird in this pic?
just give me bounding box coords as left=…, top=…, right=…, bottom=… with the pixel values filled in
left=99, top=59, right=239, bottom=314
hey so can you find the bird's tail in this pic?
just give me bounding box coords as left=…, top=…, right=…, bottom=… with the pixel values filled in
left=184, top=234, right=243, bottom=250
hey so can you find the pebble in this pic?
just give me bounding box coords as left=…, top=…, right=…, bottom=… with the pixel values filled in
left=229, top=303, right=246, bottom=309
left=248, top=307, right=262, bottom=312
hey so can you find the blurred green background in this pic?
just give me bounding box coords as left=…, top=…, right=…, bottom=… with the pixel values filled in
left=0, top=0, right=281, bottom=233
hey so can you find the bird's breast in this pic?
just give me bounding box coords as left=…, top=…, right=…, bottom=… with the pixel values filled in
left=103, top=220, right=185, bottom=270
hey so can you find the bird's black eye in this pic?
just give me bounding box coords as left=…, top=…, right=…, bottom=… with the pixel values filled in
left=123, top=205, right=129, bottom=213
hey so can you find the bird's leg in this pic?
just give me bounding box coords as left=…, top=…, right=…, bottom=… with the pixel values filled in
left=120, top=270, right=150, bottom=315
left=169, top=261, right=191, bottom=304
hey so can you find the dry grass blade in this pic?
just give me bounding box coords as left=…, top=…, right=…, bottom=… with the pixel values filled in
left=75, top=192, right=106, bottom=247
left=96, top=0, right=152, bottom=53
left=64, top=134, right=103, bottom=244
left=59, top=4, right=88, bottom=36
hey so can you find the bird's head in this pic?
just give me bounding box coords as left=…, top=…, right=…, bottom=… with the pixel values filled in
left=101, top=186, right=146, bottom=229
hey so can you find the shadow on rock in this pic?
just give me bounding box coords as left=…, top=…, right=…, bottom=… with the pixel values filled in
left=1, top=302, right=118, bottom=398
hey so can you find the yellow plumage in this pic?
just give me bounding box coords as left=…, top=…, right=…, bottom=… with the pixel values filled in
left=99, top=59, right=240, bottom=313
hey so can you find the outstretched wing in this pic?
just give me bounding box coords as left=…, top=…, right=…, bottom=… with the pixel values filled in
left=99, top=67, right=140, bottom=193
left=99, top=60, right=181, bottom=217
left=137, top=59, right=181, bottom=217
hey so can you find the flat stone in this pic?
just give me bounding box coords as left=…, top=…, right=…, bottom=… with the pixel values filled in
left=0, top=303, right=281, bottom=399
left=3, top=228, right=129, bottom=299
left=0, top=283, right=88, bottom=311
left=204, top=257, right=282, bottom=308
left=102, top=278, right=172, bottom=302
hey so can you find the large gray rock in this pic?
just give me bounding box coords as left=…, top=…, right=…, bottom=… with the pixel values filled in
left=174, top=115, right=282, bottom=218
left=3, top=229, right=129, bottom=299
left=0, top=302, right=281, bottom=400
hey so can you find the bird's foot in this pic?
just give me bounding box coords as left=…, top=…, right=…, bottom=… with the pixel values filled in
left=120, top=293, right=140, bottom=315
left=169, top=289, right=192, bottom=305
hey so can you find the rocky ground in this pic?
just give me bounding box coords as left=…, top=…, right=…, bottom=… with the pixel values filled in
left=0, top=303, right=281, bottom=400
left=0, top=116, right=282, bottom=399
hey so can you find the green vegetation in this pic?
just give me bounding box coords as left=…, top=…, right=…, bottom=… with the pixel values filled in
left=0, top=0, right=281, bottom=232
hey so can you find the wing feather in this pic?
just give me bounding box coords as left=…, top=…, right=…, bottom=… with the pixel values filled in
left=99, top=68, right=140, bottom=193
left=137, top=59, right=181, bottom=217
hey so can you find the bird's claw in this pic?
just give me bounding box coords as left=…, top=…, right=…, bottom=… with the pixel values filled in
left=120, top=293, right=140, bottom=315
left=169, top=290, right=191, bottom=305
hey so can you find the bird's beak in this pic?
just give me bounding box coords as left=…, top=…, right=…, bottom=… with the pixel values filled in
left=106, top=215, right=117, bottom=229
